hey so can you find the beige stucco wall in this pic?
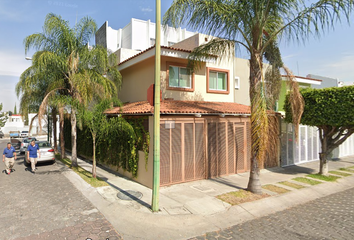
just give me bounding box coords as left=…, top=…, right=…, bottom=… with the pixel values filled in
left=172, top=33, right=216, bottom=51
left=234, top=57, right=251, bottom=106
left=118, top=57, right=155, bottom=103
left=171, top=33, right=200, bottom=50
left=118, top=53, right=235, bottom=103
left=162, top=55, right=234, bottom=102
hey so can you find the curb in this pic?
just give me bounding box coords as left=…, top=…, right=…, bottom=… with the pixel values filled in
left=61, top=156, right=354, bottom=240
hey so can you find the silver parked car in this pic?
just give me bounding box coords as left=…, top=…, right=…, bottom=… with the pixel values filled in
left=24, top=141, right=55, bottom=166
left=20, top=137, right=37, bottom=155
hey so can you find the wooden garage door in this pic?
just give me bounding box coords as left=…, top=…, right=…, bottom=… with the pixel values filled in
left=160, top=120, right=205, bottom=186
left=207, top=120, right=248, bottom=177
left=160, top=118, right=250, bottom=186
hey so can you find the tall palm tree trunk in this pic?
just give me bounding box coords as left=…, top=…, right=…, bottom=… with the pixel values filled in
left=52, top=107, right=58, bottom=154
left=71, top=108, right=78, bottom=167
left=59, top=106, right=66, bottom=159
left=247, top=51, right=265, bottom=194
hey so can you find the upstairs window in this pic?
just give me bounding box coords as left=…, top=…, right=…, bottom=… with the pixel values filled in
left=169, top=66, right=191, bottom=88
left=207, top=68, right=230, bottom=94
left=166, top=62, right=194, bottom=92
left=167, top=62, right=194, bottom=92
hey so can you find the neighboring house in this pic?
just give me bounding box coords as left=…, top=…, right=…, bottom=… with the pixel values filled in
left=306, top=74, right=338, bottom=89
left=28, top=113, right=48, bottom=136
left=338, top=81, right=354, bottom=87
left=1, top=113, right=50, bottom=136
left=1, top=114, right=26, bottom=134
left=279, top=75, right=323, bottom=166
left=278, top=75, right=322, bottom=113
left=279, top=75, right=354, bottom=166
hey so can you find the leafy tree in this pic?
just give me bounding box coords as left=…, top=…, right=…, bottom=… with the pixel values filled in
left=0, top=103, right=8, bottom=128
left=77, top=98, right=121, bottom=178
left=14, top=104, right=17, bottom=115
left=164, top=0, right=354, bottom=193
left=285, top=86, right=354, bottom=174
left=22, top=13, right=121, bottom=167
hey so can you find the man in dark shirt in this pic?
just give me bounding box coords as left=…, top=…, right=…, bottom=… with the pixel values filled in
left=27, top=140, right=40, bottom=173
left=3, top=142, right=17, bottom=175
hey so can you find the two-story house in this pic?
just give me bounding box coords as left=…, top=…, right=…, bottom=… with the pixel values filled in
left=97, top=20, right=257, bottom=187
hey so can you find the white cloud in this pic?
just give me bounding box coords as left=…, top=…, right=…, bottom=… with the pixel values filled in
left=0, top=0, right=32, bottom=22
left=282, top=53, right=300, bottom=60
left=0, top=50, right=31, bottom=77
left=320, top=54, right=354, bottom=82
left=141, top=7, right=153, bottom=12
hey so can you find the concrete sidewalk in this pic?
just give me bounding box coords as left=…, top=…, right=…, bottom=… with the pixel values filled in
left=63, top=155, right=354, bottom=240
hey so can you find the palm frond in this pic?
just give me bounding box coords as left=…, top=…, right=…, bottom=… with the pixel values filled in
left=75, top=16, right=97, bottom=45
left=186, top=38, right=234, bottom=71
left=283, top=66, right=304, bottom=141
left=250, top=82, right=269, bottom=165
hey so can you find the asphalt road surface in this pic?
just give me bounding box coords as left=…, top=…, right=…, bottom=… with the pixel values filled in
left=0, top=138, right=122, bottom=240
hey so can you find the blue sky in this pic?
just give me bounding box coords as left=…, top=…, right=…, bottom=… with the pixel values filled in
left=0, top=0, right=353, bottom=112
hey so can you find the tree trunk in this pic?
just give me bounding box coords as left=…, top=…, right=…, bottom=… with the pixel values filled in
left=59, top=107, right=66, bottom=159
left=92, top=135, right=96, bottom=178
left=319, top=153, right=329, bottom=175
left=319, top=132, right=329, bottom=175
left=52, top=108, right=58, bottom=154
left=247, top=156, right=262, bottom=194
left=71, top=108, right=78, bottom=167
left=247, top=51, right=264, bottom=194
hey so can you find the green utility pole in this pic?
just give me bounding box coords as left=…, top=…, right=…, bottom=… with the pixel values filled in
left=47, top=111, right=50, bottom=142
left=151, top=0, right=161, bottom=212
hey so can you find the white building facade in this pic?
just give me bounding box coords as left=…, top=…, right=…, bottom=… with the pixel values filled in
left=95, top=18, right=197, bottom=62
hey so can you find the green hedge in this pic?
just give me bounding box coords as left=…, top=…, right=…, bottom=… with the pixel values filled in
left=285, top=86, right=354, bottom=126
left=64, top=116, right=149, bottom=177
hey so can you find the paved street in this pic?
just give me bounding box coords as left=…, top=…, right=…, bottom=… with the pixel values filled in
left=0, top=138, right=122, bottom=240
left=190, top=187, right=354, bottom=240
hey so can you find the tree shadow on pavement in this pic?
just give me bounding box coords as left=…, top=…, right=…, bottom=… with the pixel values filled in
left=209, top=177, right=245, bottom=190
left=270, top=165, right=316, bottom=175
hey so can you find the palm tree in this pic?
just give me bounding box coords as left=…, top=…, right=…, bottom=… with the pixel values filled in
left=16, top=64, right=48, bottom=134
left=163, top=0, right=354, bottom=193
left=22, top=13, right=121, bottom=167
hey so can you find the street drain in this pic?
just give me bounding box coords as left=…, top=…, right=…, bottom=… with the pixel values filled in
left=117, top=190, right=143, bottom=201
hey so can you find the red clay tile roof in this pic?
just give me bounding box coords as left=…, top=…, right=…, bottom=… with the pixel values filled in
left=105, top=100, right=251, bottom=115
left=118, top=45, right=193, bottom=66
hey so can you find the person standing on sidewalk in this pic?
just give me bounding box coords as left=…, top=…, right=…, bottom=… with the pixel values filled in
left=3, top=142, right=17, bottom=175
left=27, top=140, right=40, bottom=173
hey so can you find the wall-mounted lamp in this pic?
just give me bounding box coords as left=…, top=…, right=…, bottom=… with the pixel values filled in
left=195, top=113, right=202, bottom=118
left=219, top=114, right=225, bottom=118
